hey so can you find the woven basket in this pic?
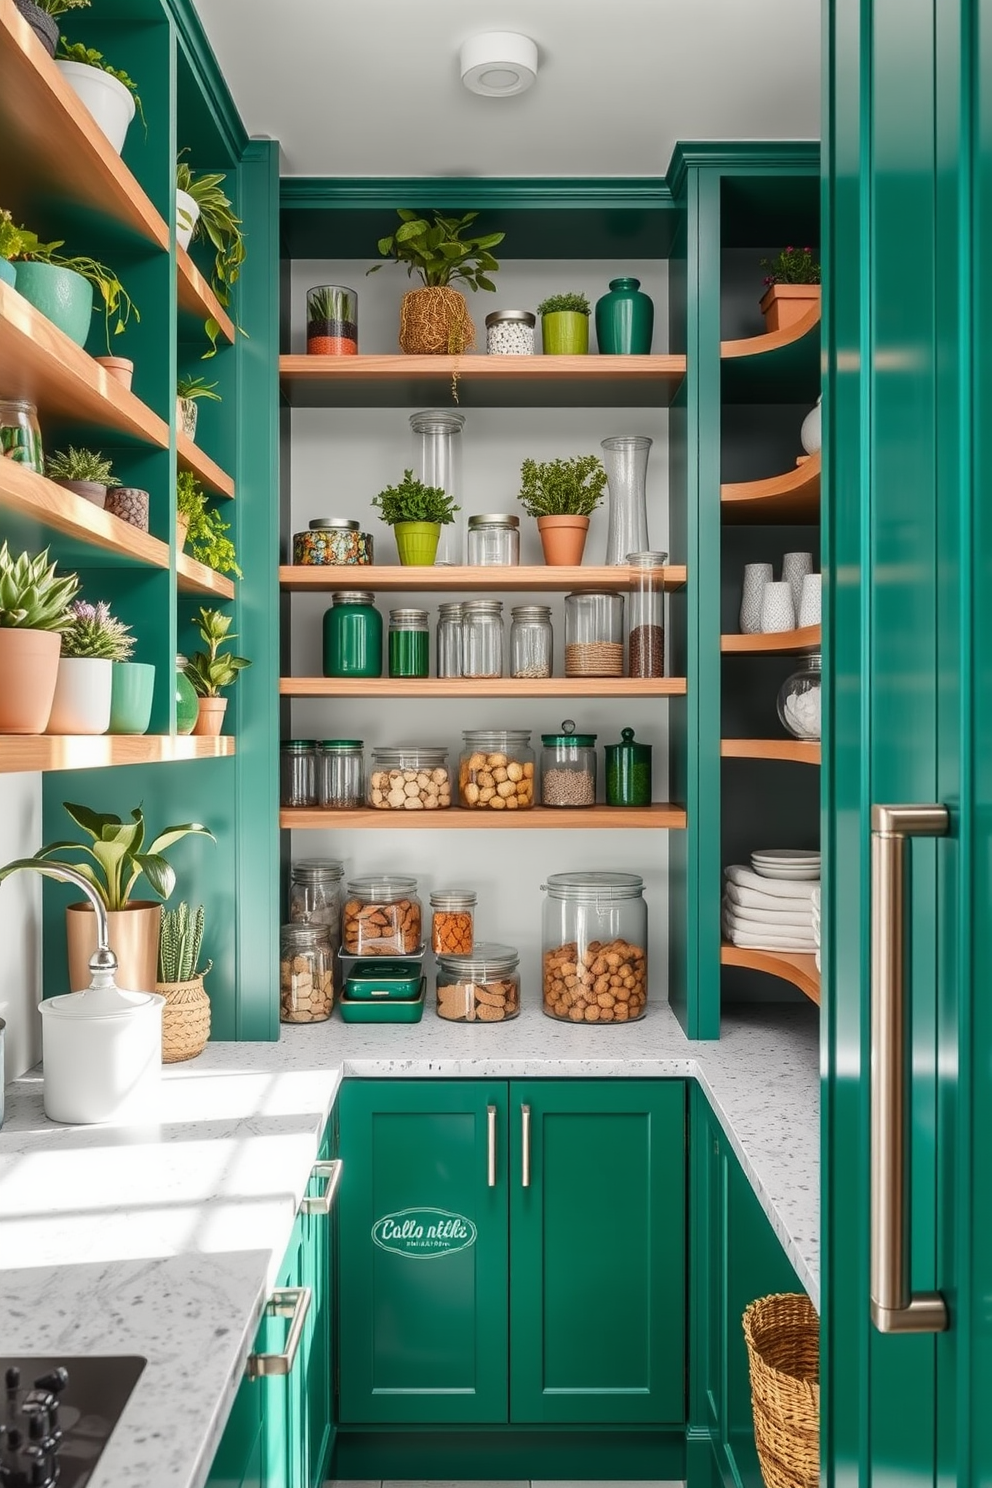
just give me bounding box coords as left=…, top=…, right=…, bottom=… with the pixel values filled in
left=742, top=1292, right=820, bottom=1488
left=156, top=975, right=211, bottom=1063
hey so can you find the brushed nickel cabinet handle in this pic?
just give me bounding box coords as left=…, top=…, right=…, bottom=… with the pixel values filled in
left=247, top=1287, right=312, bottom=1378
left=300, top=1158, right=343, bottom=1215
left=487, top=1104, right=497, bottom=1187
left=870, top=803, right=949, bottom=1334
left=521, top=1104, right=532, bottom=1189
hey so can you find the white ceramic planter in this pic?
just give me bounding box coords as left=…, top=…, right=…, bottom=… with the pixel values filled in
left=176, top=189, right=200, bottom=252
left=801, top=395, right=822, bottom=455
left=56, top=60, right=135, bottom=155
left=47, top=656, right=113, bottom=735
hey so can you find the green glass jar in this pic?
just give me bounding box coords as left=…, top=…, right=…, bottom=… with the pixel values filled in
left=175, top=654, right=199, bottom=735
left=388, top=608, right=430, bottom=678
left=604, top=726, right=652, bottom=806
left=323, top=591, right=382, bottom=678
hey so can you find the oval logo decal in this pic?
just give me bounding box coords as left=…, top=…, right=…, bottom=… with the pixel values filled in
left=371, top=1207, right=477, bottom=1260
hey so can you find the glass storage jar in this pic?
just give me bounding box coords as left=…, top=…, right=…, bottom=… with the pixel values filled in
left=280, top=740, right=317, bottom=807
left=280, top=923, right=334, bottom=1023
left=436, top=602, right=463, bottom=678
left=459, top=729, right=535, bottom=811
left=0, top=398, right=43, bottom=473
left=510, top=605, right=553, bottom=679
left=317, top=740, right=364, bottom=809
left=369, top=745, right=451, bottom=810
left=626, top=550, right=668, bottom=678
left=410, top=409, right=464, bottom=566
left=777, top=654, right=822, bottom=740
left=436, top=942, right=520, bottom=1022
left=601, top=434, right=652, bottom=566
left=430, top=890, right=477, bottom=956
left=541, top=871, right=648, bottom=1023
left=485, top=309, right=535, bottom=355
left=343, top=875, right=422, bottom=955
left=462, top=599, right=504, bottom=679
left=388, top=609, right=430, bottom=678
left=290, top=858, right=344, bottom=956
left=564, top=590, right=624, bottom=677
left=306, top=284, right=358, bottom=354
left=466, top=514, right=520, bottom=566
left=541, top=720, right=597, bottom=808
left=604, top=727, right=653, bottom=806
left=322, top=591, right=382, bottom=678
left=293, top=517, right=373, bottom=566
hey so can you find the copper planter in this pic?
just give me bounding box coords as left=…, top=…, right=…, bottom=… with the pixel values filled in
left=66, top=901, right=162, bottom=992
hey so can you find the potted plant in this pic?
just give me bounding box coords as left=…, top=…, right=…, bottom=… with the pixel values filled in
left=537, top=292, right=591, bottom=355
left=0, top=210, right=26, bottom=289
left=759, top=245, right=821, bottom=332
left=517, top=454, right=607, bottom=565
left=157, top=901, right=212, bottom=1063
left=16, top=800, right=214, bottom=992
left=55, top=39, right=144, bottom=156
left=176, top=375, right=221, bottom=443
left=94, top=354, right=134, bottom=389
left=368, top=209, right=503, bottom=354
left=108, top=649, right=155, bottom=734
left=45, top=445, right=121, bottom=508
left=183, top=606, right=251, bottom=736
left=47, top=598, right=134, bottom=735
left=175, top=154, right=245, bottom=354
left=11, top=0, right=87, bottom=58
left=371, top=468, right=460, bottom=566
left=7, top=218, right=137, bottom=352
left=176, top=471, right=242, bottom=575
left=0, top=543, right=78, bottom=734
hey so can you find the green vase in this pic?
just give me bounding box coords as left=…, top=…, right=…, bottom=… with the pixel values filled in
left=109, top=661, right=155, bottom=735
left=394, top=521, right=440, bottom=565
left=13, top=262, right=93, bottom=347
left=595, top=277, right=655, bottom=354
left=541, top=311, right=589, bottom=355
left=175, top=655, right=199, bottom=734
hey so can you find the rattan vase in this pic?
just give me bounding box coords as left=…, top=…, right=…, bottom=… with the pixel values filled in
left=742, top=1292, right=819, bottom=1488
left=156, top=974, right=211, bottom=1063
left=398, top=286, right=475, bottom=354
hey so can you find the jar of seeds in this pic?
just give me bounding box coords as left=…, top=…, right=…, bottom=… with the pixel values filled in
left=485, top=310, right=536, bottom=355
left=540, top=719, right=597, bottom=807
left=510, top=605, right=553, bottom=679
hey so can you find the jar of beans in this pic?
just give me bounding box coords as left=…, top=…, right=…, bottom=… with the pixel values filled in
left=485, top=310, right=535, bottom=355
left=626, top=550, right=667, bottom=677
left=564, top=590, right=624, bottom=677
left=430, top=890, right=476, bottom=955
left=540, top=719, right=597, bottom=807
left=458, top=729, right=535, bottom=810
left=280, top=923, right=334, bottom=1023
left=369, top=746, right=451, bottom=810
left=343, top=876, right=422, bottom=956
left=436, top=942, right=520, bottom=1022
left=541, top=871, right=648, bottom=1023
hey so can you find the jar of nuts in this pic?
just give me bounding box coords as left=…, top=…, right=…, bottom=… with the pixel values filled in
left=430, top=889, right=476, bottom=955
left=280, top=923, right=334, bottom=1023
left=458, top=729, right=535, bottom=811
left=343, top=875, right=422, bottom=955
left=541, top=871, right=648, bottom=1022
left=436, top=942, right=520, bottom=1022
left=369, top=746, right=451, bottom=810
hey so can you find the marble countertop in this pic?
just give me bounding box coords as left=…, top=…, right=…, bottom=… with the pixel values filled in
left=0, top=999, right=819, bottom=1488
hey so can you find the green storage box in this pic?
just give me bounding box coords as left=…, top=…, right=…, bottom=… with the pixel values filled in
left=338, top=978, right=426, bottom=1023
left=345, top=960, right=423, bottom=1000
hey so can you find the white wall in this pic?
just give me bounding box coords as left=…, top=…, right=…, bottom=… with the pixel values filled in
left=0, top=774, right=43, bottom=1080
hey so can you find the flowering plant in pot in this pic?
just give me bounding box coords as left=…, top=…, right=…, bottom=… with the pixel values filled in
left=56, top=39, right=144, bottom=155
left=517, top=454, right=607, bottom=565
left=12, top=0, right=88, bottom=58
left=537, top=291, right=591, bottom=355
left=368, top=209, right=503, bottom=355
left=371, top=468, right=460, bottom=565
left=176, top=470, right=241, bottom=575
left=176, top=374, right=220, bottom=442
left=48, top=598, right=134, bottom=736
left=758, top=245, right=821, bottom=332
left=46, top=445, right=120, bottom=508
left=175, top=154, right=245, bottom=354
left=7, top=218, right=138, bottom=352
left=184, top=607, right=251, bottom=736
left=157, top=901, right=212, bottom=1062
left=0, top=542, right=78, bottom=733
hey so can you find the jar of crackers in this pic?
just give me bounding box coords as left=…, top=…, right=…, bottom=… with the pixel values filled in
left=430, top=890, right=476, bottom=956
left=280, top=923, right=334, bottom=1023
left=436, top=942, right=520, bottom=1023
left=343, top=875, right=422, bottom=956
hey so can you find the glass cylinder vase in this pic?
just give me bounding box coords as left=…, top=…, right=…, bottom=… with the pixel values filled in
left=410, top=409, right=464, bottom=566
left=601, top=435, right=652, bottom=566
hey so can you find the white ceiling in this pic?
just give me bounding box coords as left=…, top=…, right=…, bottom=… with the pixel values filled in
left=191, top=0, right=821, bottom=178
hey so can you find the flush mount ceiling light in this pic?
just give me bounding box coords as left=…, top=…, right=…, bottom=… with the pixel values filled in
left=460, top=32, right=538, bottom=97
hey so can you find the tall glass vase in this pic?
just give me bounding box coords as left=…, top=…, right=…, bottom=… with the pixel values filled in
left=410, top=409, right=465, bottom=566
left=601, top=435, right=652, bottom=565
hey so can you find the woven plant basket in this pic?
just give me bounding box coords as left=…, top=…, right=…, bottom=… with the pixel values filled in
left=399, top=286, right=475, bottom=355
left=742, top=1292, right=820, bottom=1488
left=156, top=975, right=211, bottom=1063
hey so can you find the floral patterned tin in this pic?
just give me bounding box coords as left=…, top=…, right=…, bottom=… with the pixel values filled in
left=293, top=518, right=374, bottom=566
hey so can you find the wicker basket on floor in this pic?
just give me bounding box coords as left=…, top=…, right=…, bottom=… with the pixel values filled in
left=742, top=1291, right=820, bottom=1488
left=156, top=975, right=211, bottom=1063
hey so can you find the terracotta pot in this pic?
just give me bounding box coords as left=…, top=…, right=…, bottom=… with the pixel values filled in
left=537, top=515, right=590, bottom=566
left=193, top=697, right=227, bottom=736
left=95, top=356, right=134, bottom=390
left=398, top=286, right=474, bottom=355
left=0, top=629, right=61, bottom=733
left=156, top=975, right=211, bottom=1063
left=759, top=284, right=821, bottom=333
left=66, top=900, right=162, bottom=993
left=52, top=478, right=107, bottom=508
left=177, top=512, right=190, bottom=549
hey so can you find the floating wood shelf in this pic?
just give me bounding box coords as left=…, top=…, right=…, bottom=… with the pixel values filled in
left=0, top=0, right=168, bottom=249
left=721, top=739, right=821, bottom=764
left=176, top=248, right=235, bottom=346
left=721, top=625, right=820, bottom=655
left=721, top=943, right=820, bottom=1006
left=0, top=734, right=234, bottom=774
left=720, top=301, right=821, bottom=404
left=0, top=459, right=171, bottom=570
left=281, top=803, right=687, bottom=831
left=280, top=676, right=687, bottom=699
left=177, top=432, right=235, bottom=500
left=176, top=553, right=236, bottom=601
left=0, top=280, right=169, bottom=447
left=722, top=451, right=821, bottom=524
left=280, top=563, right=687, bottom=593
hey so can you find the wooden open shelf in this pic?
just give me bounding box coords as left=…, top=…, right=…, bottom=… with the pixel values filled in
left=280, top=563, right=687, bottom=593
left=721, top=739, right=821, bottom=764
left=721, top=625, right=820, bottom=655
left=722, top=452, right=821, bottom=524
left=721, top=943, right=820, bottom=1006
left=0, top=0, right=168, bottom=249
left=176, top=248, right=236, bottom=346
left=0, top=280, right=169, bottom=447
left=280, top=676, right=687, bottom=699
left=720, top=301, right=821, bottom=404
left=0, top=734, right=234, bottom=774
left=176, top=553, right=236, bottom=601
left=177, top=431, right=235, bottom=500
left=281, top=803, right=687, bottom=831
left=0, top=459, right=170, bottom=569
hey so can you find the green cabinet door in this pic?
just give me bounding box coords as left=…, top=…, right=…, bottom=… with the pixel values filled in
left=302, top=1131, right=338, bottom=1488
left=337, top=1080, right=510, bottom=1424
left=260, top=1214, right=309, bottom=1488
left=508, top=1080, right=685, bottom=1425
left=205, top=1371, right=264, bottom=1488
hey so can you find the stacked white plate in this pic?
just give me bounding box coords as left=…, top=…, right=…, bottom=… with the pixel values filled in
left=751, top=848, right=821, bottom=882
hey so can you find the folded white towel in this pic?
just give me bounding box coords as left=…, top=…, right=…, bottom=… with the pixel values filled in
left=725, top=880, right=818, bottom=914
left=725, top=864, right=820, bottom=899
left=721, top=893, right=812, bottom=927
left=723, top=909, right=816, bottom=947
left=810, top=886, right=821, bottom=912
left=815, top=948, right=821, bottom=971
left=723, top=922, right=819, bottom=952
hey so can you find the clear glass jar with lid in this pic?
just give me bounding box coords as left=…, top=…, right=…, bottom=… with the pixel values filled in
left=461, top=599, right=504, bottom=678
left=626, top=550, right=668, bottom=678
left=485, top=309, right=535, bottom=355
left=777, top=654, right=822, bottom=740
left=430, top=889, right=476, bottom=955
left=289, top=858, right=344, bottom=953
left=369, top=745, right=451, bottom=810
left=317, top=740, right=364, bottom=808
left=343, top=875, right=422, bottom=955
left=436, top=942, right=520, bottom=1022
left=410, top=409, right=464, bottom=566
left=510, top=605, right=553, bottom=679
left=541, top=871, right=648, bottom=1022
left=388, top=609, right=430, bottom=678
left=564, top=590, right=624, bottom=676
left=436, top=602, right=463, bottom=678
left=280, top=923, right=334, bottom=1023
left=467, top=514, right=520, bottom=566
left=0, top=398, right=44, bottom=473
left=280, top=740, right=317, bottom=807
left=540, top=720, right=597, bottom=808
left=322, top=591, right=382, bottom=678
left=459, top=728, right=535, bottom=810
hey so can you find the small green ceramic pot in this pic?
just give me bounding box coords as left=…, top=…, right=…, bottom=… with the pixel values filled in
left=541, top=310, right=589, bottom=355
left=394, top=521, right=440, bottom=565
left=13, top=262, right=93, bottom=347
left=109, top=661, right=155, bottom=735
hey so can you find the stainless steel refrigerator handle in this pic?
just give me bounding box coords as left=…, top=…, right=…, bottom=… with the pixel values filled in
left=870, top=803, right=949, bottom=1334
left=300, top=1159, right=343, bottom=1215
left=487, top=1104, right=497, bottom=1187
left=521, top=1104, right=531, bottom=1189
left=247, top=1287, right=312, bottom=1378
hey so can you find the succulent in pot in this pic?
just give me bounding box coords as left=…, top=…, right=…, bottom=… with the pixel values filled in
left=45, top=444, right=121, bottom=508
left=758, top=245, right=821, bottom=332
left=537, top=292, right=591, bottom=355
left=176, top=469, right=241, bottom=575
left=11, top=0, right=88, bottom=58
left=157, top=901, right=212, bottom=1062
left=56, top=38, right=144, bottom=155
left=517, top=454, right=607, bottom=565
left=368, top=209, right=503, bottom=357
left=184, top=606, right=251, bottom=736
left=6, top=216, right=138, bottom=352
left=371, top=467, right=460, bottom=566
left=175, top=153, right=246, bottom=355
left=176, top=374, right=220, bottom=443
left=48, top=598, right=134, bottom=736
left=0, top=542, right=78, bottom=734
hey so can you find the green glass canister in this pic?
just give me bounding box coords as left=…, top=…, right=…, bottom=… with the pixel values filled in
left=604, top=726, right=653, bottom=806
left=595, top=277, right=655, bottom=355
left=175, top=654, right=199, bottom=735
left=322, top=590, right=382, bottom=678
left=388, top=609, right=430, bottom=678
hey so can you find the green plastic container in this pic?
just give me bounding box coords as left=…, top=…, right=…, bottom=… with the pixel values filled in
left=345, top=961, right=423, bottom=1000
left=338, top=978, right=426, bottom=1022
left=394, top=521, right=440, bottom=565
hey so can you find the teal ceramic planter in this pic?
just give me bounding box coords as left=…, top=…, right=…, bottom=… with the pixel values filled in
left=13, top=262, right=93, bottom=347
left=109, top=661, right=155, bottom=735
left=0, top=261, right=15, bottom=289
left=595, top=277, right=654, bottom=354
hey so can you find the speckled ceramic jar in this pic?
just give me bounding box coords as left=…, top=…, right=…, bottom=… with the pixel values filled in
left=105, top=487, right=149, bottom=531
left=293, top=518, right=374, bottom=566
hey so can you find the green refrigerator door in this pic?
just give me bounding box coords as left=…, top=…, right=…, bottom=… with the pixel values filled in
left=337, top=1080, right=510, bottom=1424
left=508, top=1079, right=685, bottom=1425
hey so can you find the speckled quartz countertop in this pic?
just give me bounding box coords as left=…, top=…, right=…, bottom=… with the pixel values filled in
left=0, top=1000, right=819, bottom=1488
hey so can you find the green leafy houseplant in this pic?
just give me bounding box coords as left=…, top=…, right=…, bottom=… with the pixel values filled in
left=371, top=470, right=459, bottom=526
left=177, top=470, right=242, bottom=577
left=0, top=209, right=31, bottom=263
left=176, top=375, right=221, bottom=404
left=369, top=209, right=503, bottom=292
left=46, top=446, right=121, bottom=485
left=176, top=154, right=246, bottom=353
left=536, top=292, right=591, bottom=317
left=8, top=218, right=138, bottom=351
left=0, top=542, right=78, bottom=629
left=184, top=607, right=251, bottom=698
left=158, top=901, right=210, bottom=982
left=760, top=246, right=821, bottom=286
left=61, top=599, right=135, bottom=661
left=517, top=455, right=607, bottom=518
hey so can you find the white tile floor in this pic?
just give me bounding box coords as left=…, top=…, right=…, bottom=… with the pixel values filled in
left=332, top=1479, right=684, bottom=1488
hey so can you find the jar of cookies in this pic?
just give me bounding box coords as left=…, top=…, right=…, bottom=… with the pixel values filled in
left=280, top=923, right=334, bottom=1023
left=430, top=890, right=476, bottom=955
left=436, top=942, right=520, bottom=1022
left=541, top=871, right=648, bottom=1023
left=369, top=746, right=451, bottom=810
left=458, top=729, right=535, bottom=811
left=343, top=875, right=423, bottom=955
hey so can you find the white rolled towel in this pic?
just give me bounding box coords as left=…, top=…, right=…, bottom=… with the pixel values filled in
left=725, top=865, right=819, bottom=899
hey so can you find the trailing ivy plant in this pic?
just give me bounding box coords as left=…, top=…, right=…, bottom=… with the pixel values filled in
left=517, top=454, right=607, bottom=519
left=57, top=40, right=146, bottom=131
left=536, top=292, right=591, bottom=317
left=760, top=245, right=821, bottom=286
left=371, top=469, right=459, bottom=526
left=368, top=209, right=503, bottom=291
left=8, top=220, right=138, bottom=352
left=176, top=152, right=246, bottom=354
left=177, top=471, right=242, bottom=578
